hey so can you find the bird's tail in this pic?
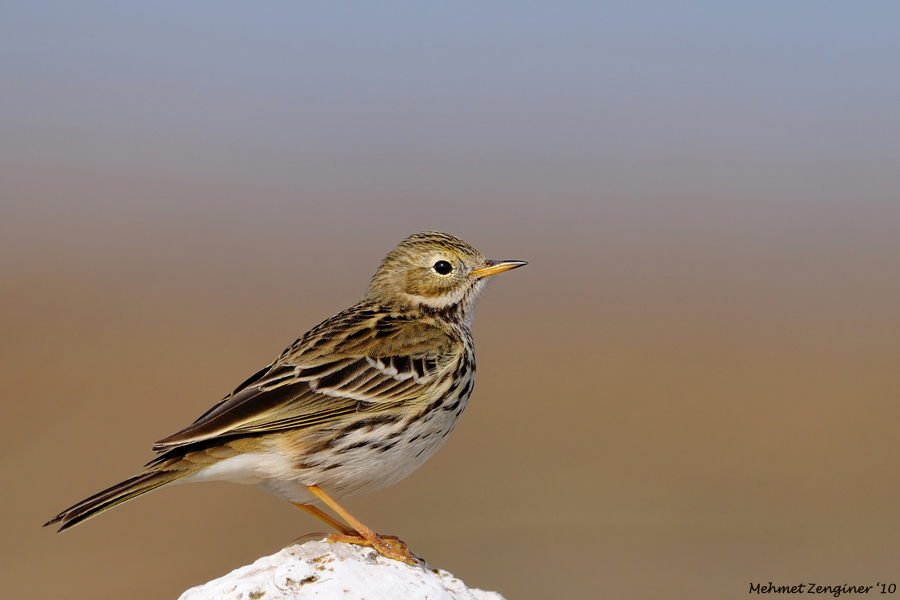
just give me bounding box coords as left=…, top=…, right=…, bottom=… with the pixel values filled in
left=44, top=467, right=194, bottom=532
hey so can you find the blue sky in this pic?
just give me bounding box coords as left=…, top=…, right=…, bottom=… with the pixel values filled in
left=2, top=2, right=898, bottom=245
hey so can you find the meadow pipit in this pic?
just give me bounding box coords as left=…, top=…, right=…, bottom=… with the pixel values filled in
left=45, top=231, right=526, bottom=564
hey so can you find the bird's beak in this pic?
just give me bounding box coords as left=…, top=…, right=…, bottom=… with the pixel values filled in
left=470, top=259, right=528, bottom=279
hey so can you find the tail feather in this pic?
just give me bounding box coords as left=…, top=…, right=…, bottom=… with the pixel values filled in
left=44, top=468, right=192, bottom=532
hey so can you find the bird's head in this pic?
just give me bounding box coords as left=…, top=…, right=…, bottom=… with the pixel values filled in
left=364, top=231, right=526, bottom=323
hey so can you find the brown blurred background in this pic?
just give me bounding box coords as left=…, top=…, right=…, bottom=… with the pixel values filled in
left=2, top=4, right=899, bottom=599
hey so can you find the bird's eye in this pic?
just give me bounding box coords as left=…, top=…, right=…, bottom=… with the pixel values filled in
left=433, top=260, right=453, bottom=275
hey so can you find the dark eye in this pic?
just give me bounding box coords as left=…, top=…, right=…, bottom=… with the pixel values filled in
left=433, top=260, right=453, bottom=275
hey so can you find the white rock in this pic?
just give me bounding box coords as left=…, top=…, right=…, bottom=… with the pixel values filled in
left=178, top=539, right=506, bottom=600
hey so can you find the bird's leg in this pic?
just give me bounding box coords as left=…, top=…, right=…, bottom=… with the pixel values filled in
left=305, top=484, right=419, bottom=565
left=290, top=502, right=410, bottom=551
left=291, top=502, right=356, bottom=536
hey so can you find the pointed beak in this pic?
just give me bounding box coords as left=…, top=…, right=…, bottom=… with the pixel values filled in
left=470, top=259, right=528, bottom=279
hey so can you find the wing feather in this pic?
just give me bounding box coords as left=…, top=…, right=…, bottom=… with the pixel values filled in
left=153, top=310, right=456, bottom=452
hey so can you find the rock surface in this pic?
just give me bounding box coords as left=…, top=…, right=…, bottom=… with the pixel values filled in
left=178, top=539, right=506, bottom=600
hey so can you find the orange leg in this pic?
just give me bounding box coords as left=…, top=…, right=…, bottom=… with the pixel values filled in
left=304, top=484, right=419, bottom=565
left=290, top=502, right=410, bottom=551
left=291, top=502, right=356, bottom=536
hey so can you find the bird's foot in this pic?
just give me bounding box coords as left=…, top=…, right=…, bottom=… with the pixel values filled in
left=299, top=484, right=423, bottom=565
left=378, top=534, right=410, bottom=551
left=325, top=531, right=421, bottom=565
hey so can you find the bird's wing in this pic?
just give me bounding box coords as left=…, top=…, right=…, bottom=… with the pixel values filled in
left=152, top=315, right=455, bottom=452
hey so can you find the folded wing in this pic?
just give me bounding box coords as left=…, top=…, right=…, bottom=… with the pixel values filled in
left=153, top=313, right=455, bottom=452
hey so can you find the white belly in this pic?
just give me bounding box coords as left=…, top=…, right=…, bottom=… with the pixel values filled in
left=179, top=396, right=467, bottom=506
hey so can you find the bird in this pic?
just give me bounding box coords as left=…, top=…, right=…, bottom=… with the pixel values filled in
left=45, top=231, right=526, bottom=564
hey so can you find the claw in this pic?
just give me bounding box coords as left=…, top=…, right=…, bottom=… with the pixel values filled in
left=290, top=485, right=424, bottom=566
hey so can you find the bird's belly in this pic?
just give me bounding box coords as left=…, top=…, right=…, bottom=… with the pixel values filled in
left=182, top=398, right=468, bottom=506
left=314, top=410, right=461, bottom=498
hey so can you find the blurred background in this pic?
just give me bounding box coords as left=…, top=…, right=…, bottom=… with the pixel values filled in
left=2, top=2, right=899, bottom=599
